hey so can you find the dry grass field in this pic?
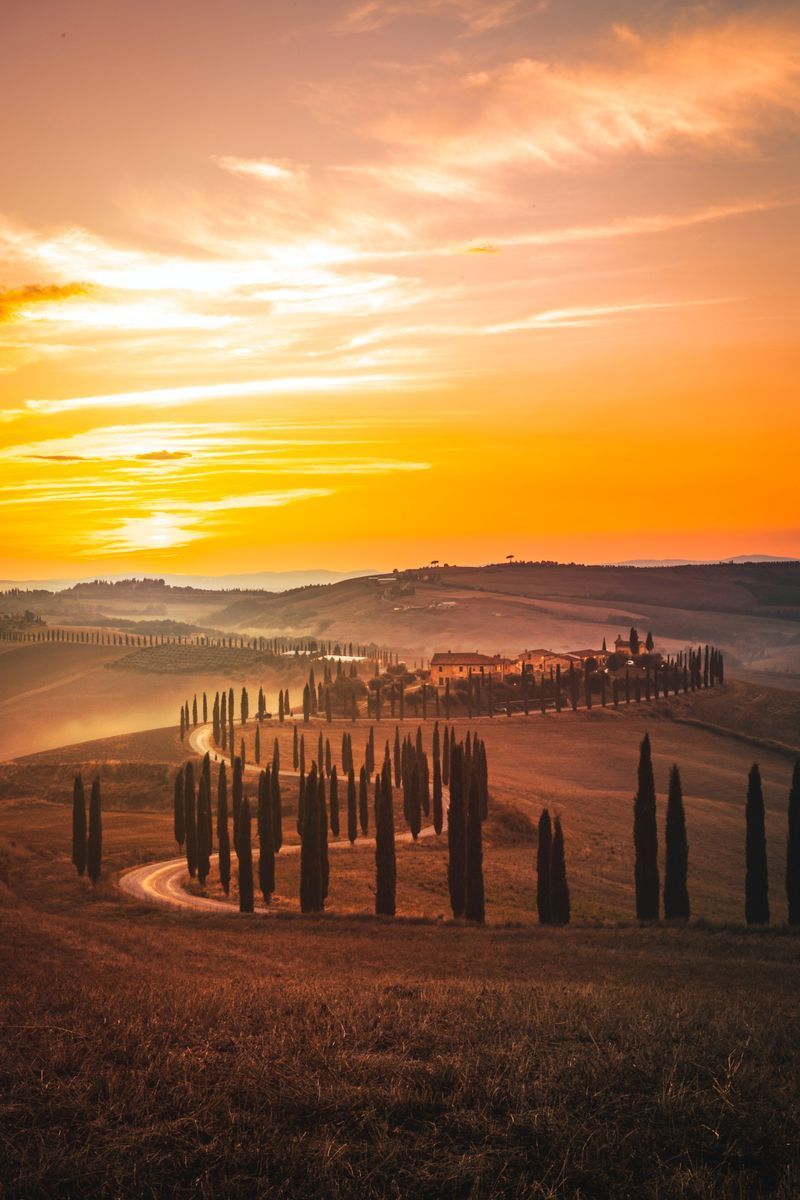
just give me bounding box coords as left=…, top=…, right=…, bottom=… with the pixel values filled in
left=2, top=677, right=799, bottom=1196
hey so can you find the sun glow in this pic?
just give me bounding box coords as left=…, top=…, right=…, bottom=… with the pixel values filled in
left=0, top=1, right=798, bottom=574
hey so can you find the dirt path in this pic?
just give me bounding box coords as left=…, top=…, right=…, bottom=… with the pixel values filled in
left=120, top=722, right=443, bottom=915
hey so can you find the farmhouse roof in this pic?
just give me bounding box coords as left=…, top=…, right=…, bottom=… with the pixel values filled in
left=431, top=651, right=505, bottom=667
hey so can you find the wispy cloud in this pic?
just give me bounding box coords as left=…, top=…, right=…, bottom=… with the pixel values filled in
left=357, top=12, right=800, bottom=178
left=23, top=372, right=423, bottom=415
left=338, top=0, right=537, bottom=34
left=0, top=282, right=93, bottom=323
left=215, top=155, right=309, bottom=186
left=482, top=297, right=741, bottom=334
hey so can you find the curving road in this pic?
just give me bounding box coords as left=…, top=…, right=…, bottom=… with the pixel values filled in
left=119, top=722, right=444, bottom=915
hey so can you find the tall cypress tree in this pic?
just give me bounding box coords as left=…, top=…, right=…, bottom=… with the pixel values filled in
left=465, top=771, right=485, bottom=922
left=374, top=772, right=396, bottom=916
left=442, top=724, right=450, bottom=786
left=184, top=761, right=197, bottom=878
left=87, top=776, right=102, bottom=884
left=255, top=723, right=261, bottom=765
left=236, top=798, right=254, bottom=913
left=300, top=764, right=323, bottom=912
left=787, top=760, right=800, bottom=925
left=359, top=764, right=369, bottom=835
left=633, top=733, right=659, bottom=920
left=447, top=744, right=466, bottom=918
left=318, top=770, right=330, bottom=902
left=329, top=766, right=340, bottom=837
left=536, top=808, right=552, bottom=924
left=550, top=816, right=570, bottom=925
left=179, top=706, right=185, bottom=742
left=258, top=769, right=275, bottom=903
left=663, top=765, right=690, bottom=920
left=197, top=774, right=211, bottom=886
left=72, top=773, right=87, bottom=876
left=232, top=756, right=243, bottom=853
left=393, top=726, right=401, bottom=787
left=217, top=762, right=231, bottom=896
left=745, top=763, right=770, bottom=924
left=347, top=768, right=357, bottom=844
left=432, top=750, right=443, bottom=836
left=271, top=755, right=283, bottom=854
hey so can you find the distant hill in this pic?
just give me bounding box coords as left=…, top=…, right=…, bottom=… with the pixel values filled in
left=4, top=561, right=799, bottom=680
left=0, top=568, right=378, bottom=594
left=616, top=555, right=798, bottom=567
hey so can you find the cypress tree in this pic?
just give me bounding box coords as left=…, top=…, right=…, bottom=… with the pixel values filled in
left=184, top=761, right=197, bottom=878
left=663, top=765, right=690, bottom=920
left=366, top=726, right=375, bottom=776
left=213, top=692, right=220, bottom=744
left=447, top=744, right=466, bottom=917
left=217, top=762, right=231, bottom=895
left=550, top=816, right=570, bottom=925
left=325, top=738, right=332, bottom=777
left=255, top=723, right=261, bottom=765
left=236, top=798, right=254, bottom=913
left=359, top=765, right=369, bottom=835
left=293, top=722, right=299, bottom=769
left=408, top=759, right=422, bottom=840
left=87, top=776, right=102, bottom=884
left=192, top=695, right=198, bottom=726
left=240, top=737, right=246, bottom=771
left=347, top=768, right=357, bottom=844
left=303, top=683, right=310, bottom=723
left=393, top=726, right=401, bottom=787
left=633, top=733, right=659, bottom=920
left=432, top=751, right=443, bottom=835
left=258, top=769, right=275, bottom=903
left=72, top=773, right=87, bottom=876
left=180, top=706, right=185, bottom=741
left=271, top=743, right=283, bottom=853
left=318, top=770, right=329, bottom=902
left=787, top=760, right=800, bottom=925
left=279, top=691, right=284, bottom=722
left=536, top=809, right=552, bottom=924
left=197, top=774, right=211, bottom=886
left=442, top=723, right=450, bottom=786
left=465, top=771, right=485, bottom=922
left=329, top=766, right=340, bottom=836
left=745, top=763, right=769, bottom=924
left=374, top=772, right=396, bottom=916
left=232, top=756, right=243, bottom=853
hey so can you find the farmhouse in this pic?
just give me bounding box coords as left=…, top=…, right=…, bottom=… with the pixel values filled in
left=430, top=651, right=514, bottom=688
left=517, top=648, right=573, bottom=673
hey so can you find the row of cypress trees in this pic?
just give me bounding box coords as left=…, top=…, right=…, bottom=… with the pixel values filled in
left=71, top=774, right=102, bottom=883
left=634, top=735, right=800, bottom=924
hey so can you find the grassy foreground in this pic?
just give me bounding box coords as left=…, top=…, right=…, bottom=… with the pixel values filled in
left=2, top=809, right=800, bottom=1197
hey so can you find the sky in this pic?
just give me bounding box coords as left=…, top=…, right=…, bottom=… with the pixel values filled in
left=0, top=0, right=798, bottom=578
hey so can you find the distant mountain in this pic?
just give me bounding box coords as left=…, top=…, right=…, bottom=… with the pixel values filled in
left=615, top=555, right=799, bottom=567
left=0, top=568, right=379, bottom=594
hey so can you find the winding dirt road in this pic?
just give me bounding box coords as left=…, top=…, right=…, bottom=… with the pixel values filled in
left=118, top=723, right=443, bottom=915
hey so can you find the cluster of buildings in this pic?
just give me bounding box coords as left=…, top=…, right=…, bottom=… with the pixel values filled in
left=429, top=636, right=648, bottom=689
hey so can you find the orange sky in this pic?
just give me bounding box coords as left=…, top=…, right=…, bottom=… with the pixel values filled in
left=0, top=0, right=798, bottom=577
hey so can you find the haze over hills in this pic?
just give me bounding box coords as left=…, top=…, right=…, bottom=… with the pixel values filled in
left=0, top=568, right=378, bottom=594
left=4, top=561, right=799, bottom=680
left=1, top=555, right=796, bottom=593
